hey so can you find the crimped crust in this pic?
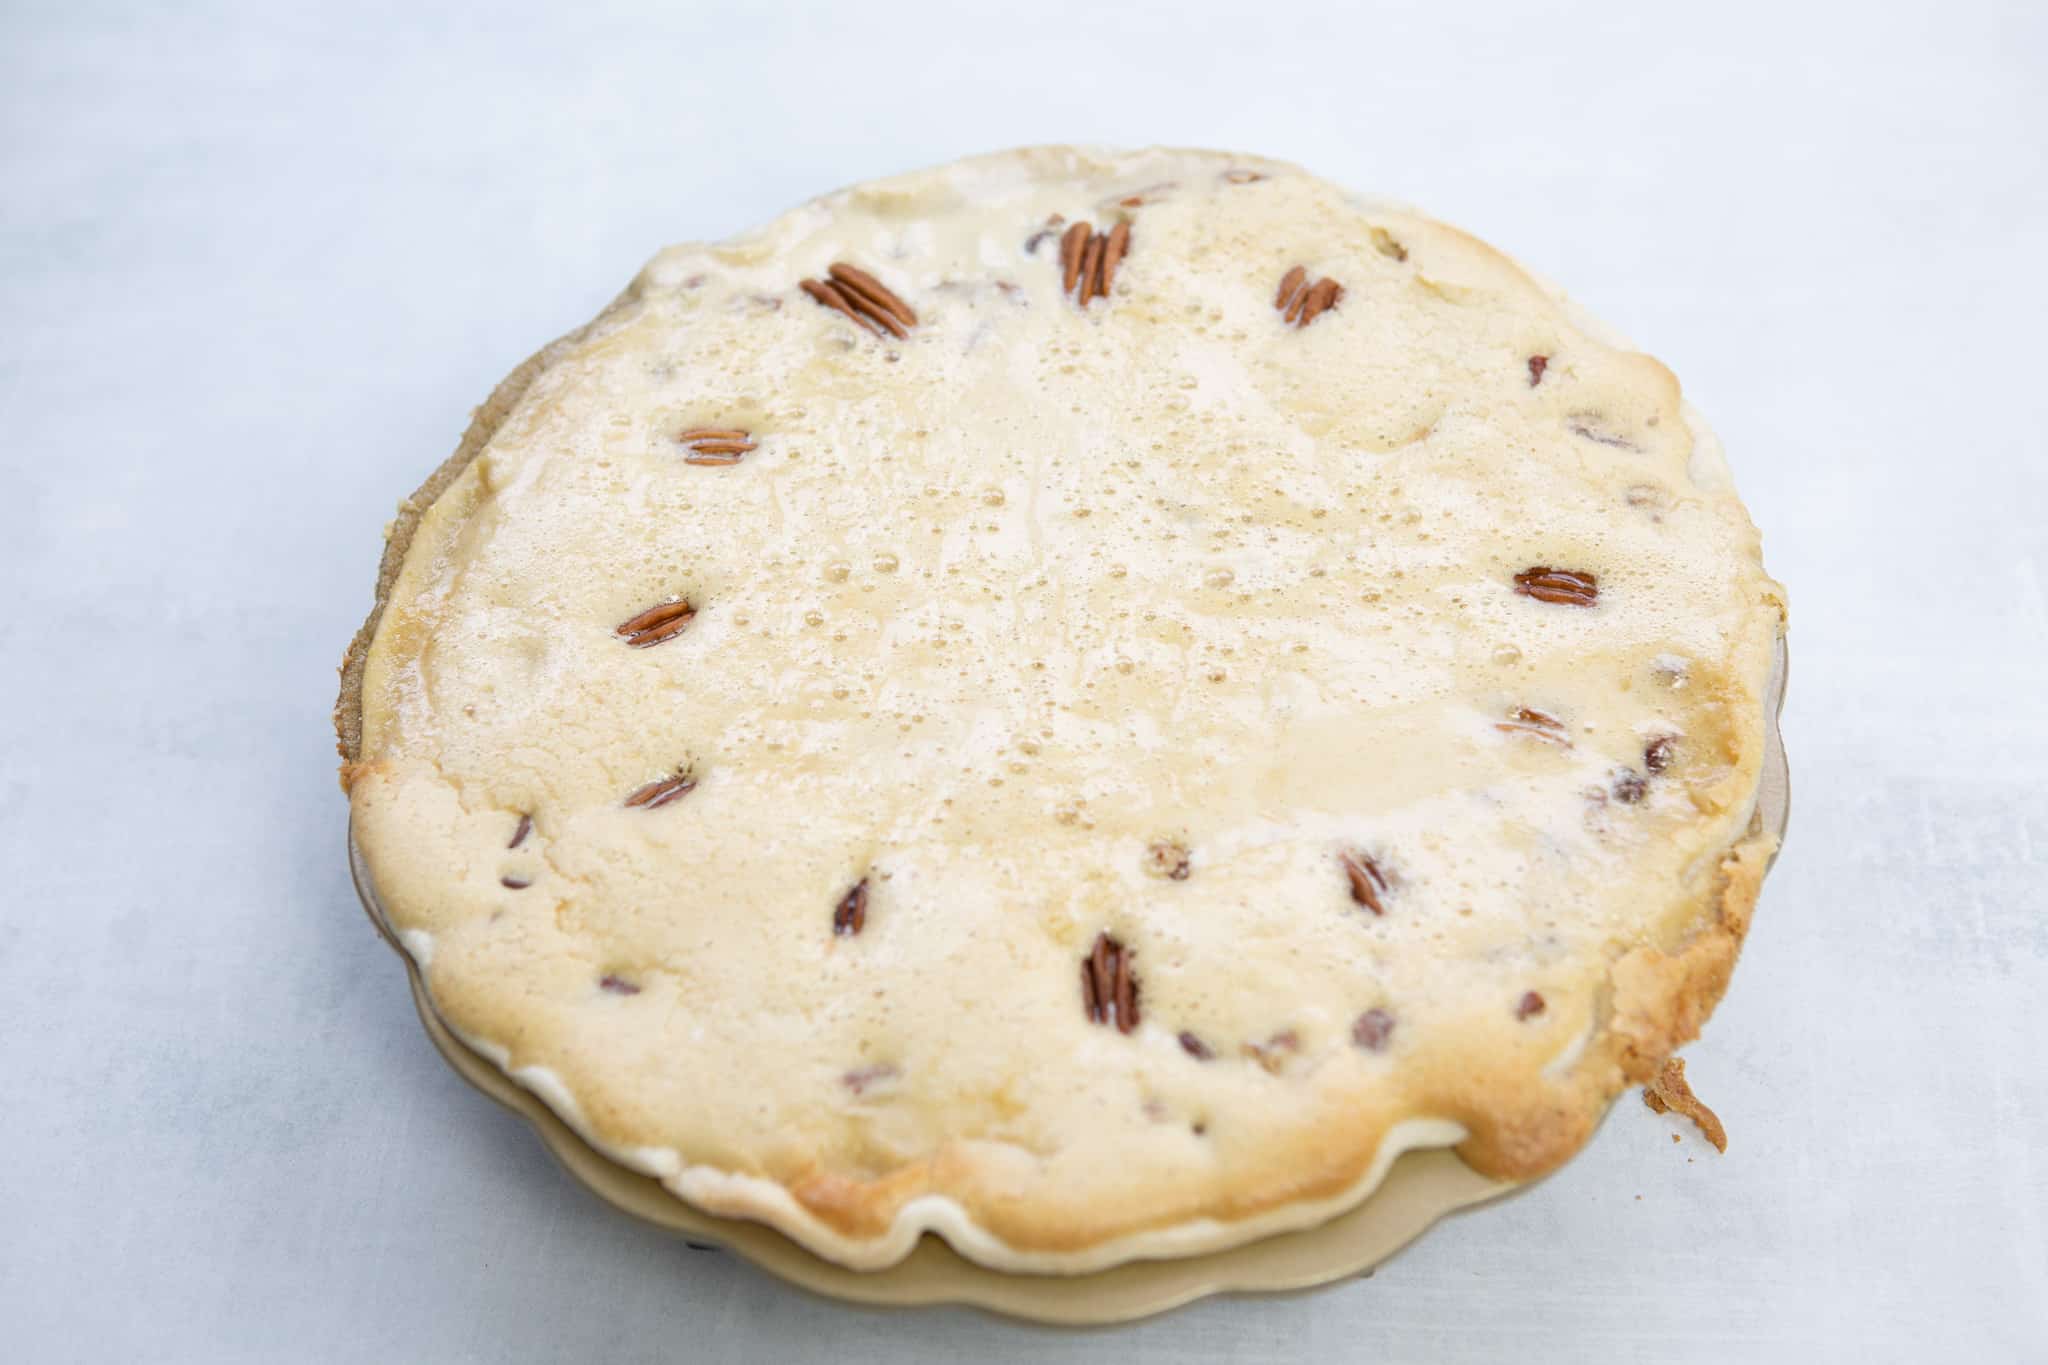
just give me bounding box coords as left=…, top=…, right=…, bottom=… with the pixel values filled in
left=337, top=146, right=1784, bottom=1272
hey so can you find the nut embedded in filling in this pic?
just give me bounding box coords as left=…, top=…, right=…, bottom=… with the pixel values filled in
left=1080, top=932, right=1139, bottom=1033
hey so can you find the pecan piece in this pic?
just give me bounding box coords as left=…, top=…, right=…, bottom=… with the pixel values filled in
left=829, top=263, right=916, bottom=331
left=1352, top=1007, right=1396, bottom=1052
left=1516, top=990, right=1546, bottom=1020
left=799, top=278, right=877, bottom=335
left=508, top=813, right=532, bottom=849
left=1077, top=231, right=1104, bottom=303
left=1114, top=181, right=1176, bottom=208
left=616, top=598, right=696, bottom=647
left=842, top=1062, right=897, bottom=1095
left=1369, top=226, right=1408, bottom=262
left=1298, top=277, right=1343, bottom=326
left=1340, top=849, right=1392, bottom=915
left=624, top=770, right=696, bottom=810
left=677, top=427, right=758, bottom=466
left=1275, top=266, right=1344, bottom=328
left=598, top=974, right=641, bottom=996
left=1611, top=770, right=1649, bottom=804
left=1644, top=735, right=1678, bottom=773
left=1080, top=932, right=1139, bottom=1033
left=1058, top=220, right=1132, bottom=307
left=1178, top=1031, right=1214, bottom=1060
left=499, top=875, right=531, bottom=890
left=1567, top=414, right=1638, bottom=450
left=1059, top=221, right=1089, bottom=294
left=1099, top=220, right=1130, bottom=298
left=833, top=878, right=869, bottom=937
left=1243, top=1029, right=1300, bottom=1074
left=1144, top=840, right=1191, bottom=881
left=801, top=262, right=917, bottom=340
left=1527, top=354, right=1549, bottom=386
left=1496, top=706, right=1571, bottom=746
left=1513, top=567, right=1599, bottom=607
left=1275, top=265, right=1306, bottom=310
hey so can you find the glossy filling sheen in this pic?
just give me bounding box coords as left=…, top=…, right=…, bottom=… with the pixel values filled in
left=346, top=147, right=1783, bottom=1271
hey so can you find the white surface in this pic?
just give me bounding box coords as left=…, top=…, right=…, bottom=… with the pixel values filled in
left=2, top=1, right=2043, bottom=1359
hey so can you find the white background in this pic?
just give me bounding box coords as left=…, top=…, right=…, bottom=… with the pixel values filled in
left=4, top=1, right=2044, bottom=1359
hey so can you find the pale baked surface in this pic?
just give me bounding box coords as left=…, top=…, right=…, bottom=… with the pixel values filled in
left=338, top=146, right=1784, bottom=1272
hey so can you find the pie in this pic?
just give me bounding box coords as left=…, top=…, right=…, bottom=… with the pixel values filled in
left=335, top=146, right=1786, bottom=1272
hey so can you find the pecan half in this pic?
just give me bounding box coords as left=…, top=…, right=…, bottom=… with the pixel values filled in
left=624, top=770, right=696, bottom=810
left=1059, top=222, right=1088, bottom=294
left=616, top=598, right=696, bottom=647
left=1513, top=566, right=1598, bottom=607
left=830, top=263, right=915, bottom=329
left=1496, top=706, right=1571, bottom=746
left=1340, top=849, right=1392, bottom=915
left=1058, top=220, right=1131, bottom=307
left=1352, top=1007, right=1396, bottom=1051
left=833, top=878, right=869, bottom=937
left=1077, top=230, right=1103, bottom=304
left=1144, top=840, right=1191, bottom=881
left=799, top=278, right=874, bottom=334
left=677, top=427, right=758, bottom=466
left=1080, top=932, right=1139, bottom=1033
left=1243, top=1029, right=1300, bottom=1074
left=1276, top=265, right=1305, bottom=310
left=1275, top=266, right=1344, bottom=328
left=801, top=262, right=917, bottom=340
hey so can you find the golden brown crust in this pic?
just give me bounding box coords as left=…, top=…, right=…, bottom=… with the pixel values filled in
left=603, top=820, right=1771, bottom=1249
left=1644, top=1056, right=1730, bottom=1152
left=1454, top=831, right=1769, bottom=1180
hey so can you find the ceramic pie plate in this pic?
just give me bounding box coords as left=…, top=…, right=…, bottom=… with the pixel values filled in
left=347, top=639, right=1785, bottom=1325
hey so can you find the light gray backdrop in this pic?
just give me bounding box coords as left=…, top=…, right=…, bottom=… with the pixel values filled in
left=3, top=1, right=2043, bottom=1360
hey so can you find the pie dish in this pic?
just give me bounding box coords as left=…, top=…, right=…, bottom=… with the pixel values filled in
left=335, top=146, right=1787, bottom=1274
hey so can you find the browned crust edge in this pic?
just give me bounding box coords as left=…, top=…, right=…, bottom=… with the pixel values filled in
left=332, top=278, right=647, bottom=779
left=1452, top=827, right=1771, bottom=1180
left=677, top=823, right=1780, bottom=1257
left=1644, top=1055, right=1730, bottom=1152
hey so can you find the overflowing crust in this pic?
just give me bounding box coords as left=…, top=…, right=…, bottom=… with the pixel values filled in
left=337, top=146, right=1784, bottom=1272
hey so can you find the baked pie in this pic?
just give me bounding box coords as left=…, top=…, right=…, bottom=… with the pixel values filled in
left=336, top=147, right=1785, bottom=1272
